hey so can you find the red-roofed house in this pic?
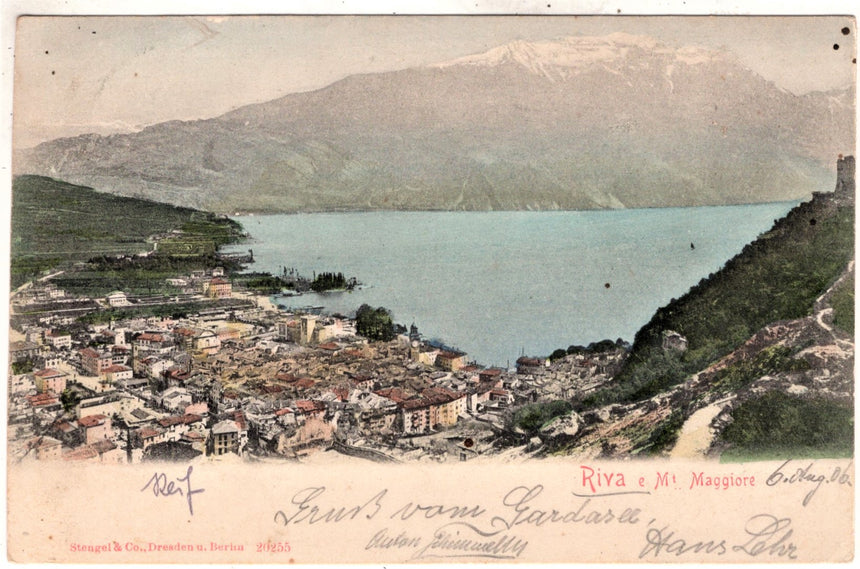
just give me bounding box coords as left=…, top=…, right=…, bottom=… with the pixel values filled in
left=374, top=387, right=410, bottom=405
left=180, top=430, right=206, bottom=453
left=79, top=348, right=112, bottom=376
left=172, top=327, right=197, bottom=350
left=158, top=414, right=204, bottom=441
left=78, top=414, right=113, bottom=445
left=275, top=372, right=298, bottom=383
left=33, top=368, right=68, bottom=395
left=344, top=348, right=366, bottom=359
left=27, top=392, right=60, bottom=410
left=62, top=440, right=123, bottom=463
left=422, top=387, right=467, bottom=427
left=349, top=374, right=375, bottom=390
left=136, top=332, right=167, bottom=345
left=133, top=332, right=174, bottom=362
left=110, top=345, right=131, bottom=365
left=401, top=398, right=433, bottom=435
left=516, top=357, right=547, bottom=375
left=398, top=387, right=466, bottom=434
left=164, top=367, right=190, bottom=387
left=184, top=402, right=209, bottom=417
left=489, top=389, right=514, bottom=407
left=293, top=400, right=326, bottom=423
left=330, top=386, right=350, bottom=402
left=478, top=368, right=504, bottom=385
left=63, top=445, right=100, bottom=462
left=134, top=427, right=164, bottom=451
left=294, top=378, right=316, bottom=390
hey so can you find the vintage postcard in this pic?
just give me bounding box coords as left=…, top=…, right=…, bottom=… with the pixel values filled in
left=4, top=9, right=856, bottom=564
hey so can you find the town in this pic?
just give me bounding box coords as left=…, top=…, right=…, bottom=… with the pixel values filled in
left=8, top=268, right=629, bottom=464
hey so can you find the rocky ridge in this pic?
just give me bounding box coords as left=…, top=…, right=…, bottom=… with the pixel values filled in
left=535, top=158, right=855, bottom=459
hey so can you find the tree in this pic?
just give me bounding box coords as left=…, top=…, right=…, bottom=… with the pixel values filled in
left=511, top=400, right=573, bottom=434
left=11, top=359, right=34, bottom=375
left=60, top=389, right=81, bottom=414
left=310, top=271, right=348, bottom=292
left=355, top=304, right=395, bottom=341
left=549, top=349, right=567, bottom=362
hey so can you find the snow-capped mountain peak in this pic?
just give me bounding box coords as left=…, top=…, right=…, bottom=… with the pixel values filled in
left=434, top=33, right=727, bottom=81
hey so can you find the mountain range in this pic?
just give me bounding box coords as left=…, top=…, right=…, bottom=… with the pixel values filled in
left=14, top=32, right=855, bottom=213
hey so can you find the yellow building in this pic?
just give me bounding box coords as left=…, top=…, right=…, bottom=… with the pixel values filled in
left=207, top=278, right=232, bottom=299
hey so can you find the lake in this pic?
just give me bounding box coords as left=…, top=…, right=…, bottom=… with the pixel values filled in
left=225, top=203, right=798, bottom=367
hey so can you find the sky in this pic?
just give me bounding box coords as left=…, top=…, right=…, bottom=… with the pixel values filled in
left=11, top=14, right=857, bottom=149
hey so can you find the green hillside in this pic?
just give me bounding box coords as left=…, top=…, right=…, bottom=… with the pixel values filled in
left=11, top=175, right=244, bottom=288
left=582, top=161, right=855, bottom=408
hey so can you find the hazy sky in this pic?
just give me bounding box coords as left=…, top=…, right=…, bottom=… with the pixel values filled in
left=13, top=15, right=857, bottom=148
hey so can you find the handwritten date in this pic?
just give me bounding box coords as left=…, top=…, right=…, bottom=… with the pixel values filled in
left=766, top=460, right=852, bottom=506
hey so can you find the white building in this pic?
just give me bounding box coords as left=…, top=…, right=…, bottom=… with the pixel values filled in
left=106, top=291, right=132, bottom=308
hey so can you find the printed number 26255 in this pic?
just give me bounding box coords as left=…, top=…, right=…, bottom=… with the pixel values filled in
left=257, top=542, right=291, bottom=553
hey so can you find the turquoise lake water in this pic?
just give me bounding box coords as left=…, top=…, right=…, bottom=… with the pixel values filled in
left=225, top=203, right=798, bottom=367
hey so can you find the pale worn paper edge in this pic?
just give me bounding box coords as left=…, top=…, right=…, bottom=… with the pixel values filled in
left=2, top=1, right=858, bottom=567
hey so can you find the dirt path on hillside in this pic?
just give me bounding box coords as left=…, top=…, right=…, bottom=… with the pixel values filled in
left=669, top=399, right=731, bottom=459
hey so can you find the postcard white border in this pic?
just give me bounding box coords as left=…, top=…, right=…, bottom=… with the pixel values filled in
left=2, top=1, right=857, bottom=568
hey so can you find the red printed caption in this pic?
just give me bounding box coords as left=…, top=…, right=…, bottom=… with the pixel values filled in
left=69, top=541, right=289, bottom=554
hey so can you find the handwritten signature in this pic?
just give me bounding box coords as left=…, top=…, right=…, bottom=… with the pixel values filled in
left=141, top=465, right=205, bottom=516
left=639, top=514, right=797, bottom=559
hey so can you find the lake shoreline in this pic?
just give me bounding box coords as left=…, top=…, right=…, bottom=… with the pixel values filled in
left=224, top=203, right=800, bottom=366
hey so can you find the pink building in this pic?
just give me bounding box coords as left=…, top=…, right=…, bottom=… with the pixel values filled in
left=33, top=368, right=68, bottom=395
left=79, top=348, right=112, bottom=377
left=78, top=414, right=113, bottom=445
